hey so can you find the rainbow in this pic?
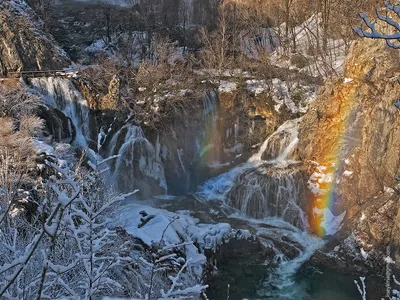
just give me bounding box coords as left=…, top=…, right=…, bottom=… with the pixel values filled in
left=308, top=80, right=358, bottom=238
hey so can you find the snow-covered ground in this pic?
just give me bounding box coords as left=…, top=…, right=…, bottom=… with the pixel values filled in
left=113, top=201, right=254, bottom=291
left=241, top=14, right=348, bottom=78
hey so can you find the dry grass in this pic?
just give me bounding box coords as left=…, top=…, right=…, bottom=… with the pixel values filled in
left=0, top=118, right=36, bottom=168
left=0, top=83, right=45, bottom=174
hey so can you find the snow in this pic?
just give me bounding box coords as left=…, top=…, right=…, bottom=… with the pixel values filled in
left=218, top=81, right=237, bottom=93
left=179, top=89, right=193, bottom=97
left=384, top=256, right=396, bottom=264
left=195, top=69, right=251, bottom=78
left=343, top=170, right=353, bottom=177
left=360, top=248, right=369, bottom=260
left=312, top=208, right=346, bottom=236
left=33, top=139, right=54, bottom=155
left=116, top=204, right=247, bottom=274
left=85, top=40, right=108, bottom=53
left=1, top=0, right=69, bottom=61
left=83, top=32, right=147, bottom=67
left=344, top=78, right=353, bottom=84
left=58, top=191, right=71, bottom=207
left=240, top=14, right=347, bottom=77
left=384, top=186, right=395, bottom=195
left=307, top=164, right=333, bottom=196
left=270, top=79, right=317, bottom=114
left=360, top=213, right=366, bottom=222
left=354, top=276, right=367, bottom=300
left=246, top=79, right=268, bottom=96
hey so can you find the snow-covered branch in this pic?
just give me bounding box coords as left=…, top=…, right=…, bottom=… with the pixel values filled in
left=355, top=2, right=400, bottom=49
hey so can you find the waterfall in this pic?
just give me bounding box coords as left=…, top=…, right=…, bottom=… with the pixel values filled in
left=197, top=118, right=302, bottom=206
left=108, top=124, right=167, bottom=197
left=203, top=90, right=217, bottom=117
left=197, top=117, right=323, bottom=298
left=227, top=165, right=308, bottom=230
left=254, top=219, right=324, bottom=299
left=196, top=117, right=308, bottom=227
left=249, top=118, right=301, bottom=163
left=30, top=77, right=90, bottom=147
left=200, top=91, right=220, bottom=164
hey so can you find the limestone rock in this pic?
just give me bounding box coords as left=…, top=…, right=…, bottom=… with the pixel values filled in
left=0, top=0, right=70, bottom=74
left=298, top=36, right=400, bottom=261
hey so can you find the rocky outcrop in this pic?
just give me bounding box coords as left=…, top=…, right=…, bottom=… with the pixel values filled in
left=100, top=75, right=121, bottom=110
left=298, top=36, right=400, bottom=264
left=37, top=106, right=74, bottom=142
left=0, top=0, right=70, bottom=74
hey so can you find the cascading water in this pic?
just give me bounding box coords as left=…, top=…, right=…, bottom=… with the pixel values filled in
left=227, top=166, right=307, bottom=229
left=30, top=77, right=90, bottom=147
left=254, top=220, right=324, bottom=299
left=197, top=118, right=303, bottom=208
left=107, top=124, right=167, bottom=197
left=30, top=77, right=167, bottom=197
left=249, top=118, right=301, bottom=163
left=197, top=117, right=325, bottom=299
left=199, top=91, right=220, bottom=165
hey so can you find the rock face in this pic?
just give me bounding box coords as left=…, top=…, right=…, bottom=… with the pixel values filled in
left=37, top=106, right=74, bottom=142
left=0, top=0, right=70, bottom=74
left=298, top=36, right=400, bottom=264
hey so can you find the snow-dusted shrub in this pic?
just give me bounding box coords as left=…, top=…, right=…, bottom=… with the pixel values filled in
left=0, top=154, right=134, bottom=299
left=0, top=84, right=41, bottom=118
left=0, top=153, right=207, bottom=299
left=19, top=115, right=45, bottom=137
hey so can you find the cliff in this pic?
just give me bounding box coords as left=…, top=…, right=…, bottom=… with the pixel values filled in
left=298, top=35, right=400, bottom=266
left=0, top=0, right=70, bottom=74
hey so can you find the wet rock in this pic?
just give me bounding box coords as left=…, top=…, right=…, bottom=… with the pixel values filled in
left=38, top=105, right=74, bottom=142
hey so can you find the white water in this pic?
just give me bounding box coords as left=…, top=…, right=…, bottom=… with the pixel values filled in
left=254, top=219, right=324, bottom=299
left=30, top=77, right=90, bottom=147
left=249, top=118, right=301, bottom=163
left=228, top=166, right=308, bottom=229
left=31, top=77, right=167, bottom=196
left=196, top=117, right=323, bottom=298
left=109, top=124, right=167, bottom=194
left=197, top=118, right=302, bottom=202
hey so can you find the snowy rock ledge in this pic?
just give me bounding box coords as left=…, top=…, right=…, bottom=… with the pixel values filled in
left=116, top=204, right=254, bottom=278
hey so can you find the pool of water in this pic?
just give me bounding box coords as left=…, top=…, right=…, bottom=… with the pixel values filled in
left=207, top=263, right=364, bottom=300
left=150, top=196, right=383, bottom=300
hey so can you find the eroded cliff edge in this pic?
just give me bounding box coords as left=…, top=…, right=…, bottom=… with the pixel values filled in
left=299, top=36, right=400, bottom=271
